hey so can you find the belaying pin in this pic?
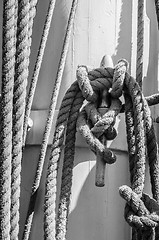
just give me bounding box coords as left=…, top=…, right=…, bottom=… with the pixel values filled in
left=95, top=55, right=113, bottom=187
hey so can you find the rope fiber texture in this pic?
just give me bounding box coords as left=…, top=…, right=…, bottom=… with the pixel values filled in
left=0, top=1, right=16, bottom=239
left=136, top=0, right=145, bottom=89
left=22, top=1, right=57, bottom=239
left=23, top=1, right=79, bottom=239
left=23, top=0, right=56, bottom=146
left=45, top=58, right=159, bottom=240
left=11, top=0, right=29, bottom=239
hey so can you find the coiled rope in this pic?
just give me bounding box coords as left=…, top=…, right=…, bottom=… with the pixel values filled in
left=1, top=1, right=159, bottom=239
left=44, top=56, right=159, bottom=239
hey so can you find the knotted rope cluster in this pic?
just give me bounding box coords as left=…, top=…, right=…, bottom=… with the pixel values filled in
left=119, top=186, right=159, bottom=240
left=76, top=65, right=123, bottom=165
left=45, top=58, right=159, bottom=240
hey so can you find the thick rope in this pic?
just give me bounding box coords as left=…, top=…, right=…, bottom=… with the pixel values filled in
left=44, top=82, right=83, bottom=240
left=136, top=0, right=145, bottom=89
left=116, top=68, right=159, bottom=239
left=11, top=1, right=29, bottom=239
left=124, top=91, right=138, bottom=240
left=44, top=66, right=115, bottom=239
left=23, top=0, right=56, bottom=145
left=23, top=1, right=78, bottom=239
left=125, top=73, right=147, bottom=196
left=50, top=64, right=122, bottom=239
left=0, top=1, right=16, bottom=239
left=56, top=91, right=83, bottom=240
left=44, top=57, right=159, bottom=239
left=27, top=0, right=38, bottom=57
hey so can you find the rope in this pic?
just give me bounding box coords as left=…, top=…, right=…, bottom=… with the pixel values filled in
left=154, top=0, right=159, bottom=28
left=45, top=63, right=122, bottom=239
left=23, top=0, right=56, bottom=145
left=11, top=1, right=29, bottom=239
left=44, top=58, right=159, bottom=239
left=44, top=82, right=83, bottom=240
left=23, top=1, right=78, bottom=239
left=56, top=91, right=83, bottom=240
left=125, top=73, right=147, bottom=196
left=124, top=91, right=138, bottom=240
left=0, top=1, right=16, bottom=239
left=28, top=0, right=38, bottom=56
left=136, top=0, right=145, bottom=89
left=22, top=1, right=57, bottom=239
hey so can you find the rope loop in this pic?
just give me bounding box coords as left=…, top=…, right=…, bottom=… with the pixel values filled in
left=111, top=59, right=128, bottom=98
left=76, top=62, right=123, bottom=165
left=119, top=185, right=159, bottom=236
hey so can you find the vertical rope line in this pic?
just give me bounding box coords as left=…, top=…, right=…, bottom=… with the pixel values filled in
left=44, top=83, right=82, bottom=240
left=56, top=91, right=83, bottom=240
left=0, top=1, right=16, bottom=239
left=136, top=0, right=145, bottom=89
left=23, top=1, right=78, bottom=239
left=124, top=95, right=138, bottom=240
left=28, top=0, right=38, bottom=56
left=11, top=1, right=29, bottom=239
left=154, top=0, right=159, bottom=28
left=23, top=0, right=57, bottom=145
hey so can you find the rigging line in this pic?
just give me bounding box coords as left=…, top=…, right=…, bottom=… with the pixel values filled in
left=23, top=0, right=57, bottom=145
left=28, top=0, right=39, bottom=57
left=136, top=0, right=145, bottom=89
left=11, top=0, right=30, bottom=239
left=0, top=1, right=16, bottom=239
left=154, top=0, right=159, bottom=28
left=22, top=1, right=78, bottom=240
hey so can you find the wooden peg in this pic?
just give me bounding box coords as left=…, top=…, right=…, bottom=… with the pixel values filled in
left=95, top=55, right=114, bottom=187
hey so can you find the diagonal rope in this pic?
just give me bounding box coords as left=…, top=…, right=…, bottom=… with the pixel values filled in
left=23, top=1, right=78, bottom=239
left=11, top=1, right=29, bottom=239
left=0, top=1, right=16, bottom=239
left=23, top=0, right=56, bottom=145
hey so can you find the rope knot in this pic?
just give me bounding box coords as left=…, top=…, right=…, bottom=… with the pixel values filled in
left=110, top=59, right=128, bottom=98
left=76, top=63, right=124, bottom=165
left=119, top=185, right=159, bottom=236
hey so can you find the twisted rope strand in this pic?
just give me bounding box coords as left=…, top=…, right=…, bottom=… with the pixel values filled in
left=142, top=98, right=159, bottom=239
left=125, top=74, right=147, bottom=196
left=142, top=97, right=159, bottom=203
left=136, top=0, right=145, bottom=88
left=124, top=93, right=136, bottom=184
left=44, top=83, right=83, bottom=240
left=28, top=0, right=38, bottom=55
left=56, top=91, right=84, bottom=240
left=23, top=1, right=78, bottom=239
left=23, top=0, right=56, bottom=145
left=154, top=0, right=159, bottom=29
left=11, top=1, right=29, bottom=239
left=25, top=83, right=81, bottom=240
left=0, top=1, right=16, bottom=239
